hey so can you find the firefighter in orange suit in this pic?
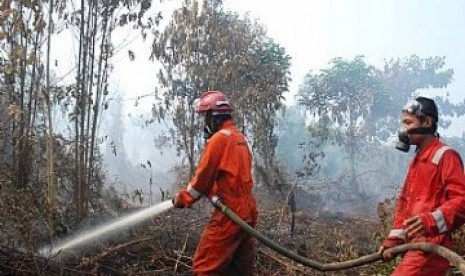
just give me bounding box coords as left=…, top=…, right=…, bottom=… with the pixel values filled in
left=172, top=91, right=258, bottom=275
left=379, top=96, right=465, bottom=275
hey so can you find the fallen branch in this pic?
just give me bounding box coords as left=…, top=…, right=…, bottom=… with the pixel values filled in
left=75, top=236, right=155, bottom=268
left=166, top=256, right=192, bottom=269
left=258, top=248, right=310, bottom=275
left=174, top=234, right=189, bottom=273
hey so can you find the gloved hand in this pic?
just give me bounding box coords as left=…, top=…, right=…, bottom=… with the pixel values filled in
left=172, top=194, right=183, bottom=208
left=171, top=191, right=195, bottom=208
left=379, top=237, right=404, bottom=261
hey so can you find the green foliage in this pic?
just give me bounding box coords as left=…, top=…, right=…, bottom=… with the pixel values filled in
left=299, top=55, right=456, bottom=143
left=296, top=55, right=458, bottom=198
left=297, top=56, right=380, bottom=150
left=297, top=56, right=382, bottom=195
left=370, top=55, right=455, bottom=139
left=299, top=56, right=379, bottom=127
left=151, top=0, right=291, bottom=185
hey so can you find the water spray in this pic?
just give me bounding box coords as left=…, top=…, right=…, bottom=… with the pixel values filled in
left=39, top=200, right=174, bottom=257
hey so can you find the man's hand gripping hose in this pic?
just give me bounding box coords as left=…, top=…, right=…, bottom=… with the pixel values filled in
left=209, top=196, right=465, bottom=273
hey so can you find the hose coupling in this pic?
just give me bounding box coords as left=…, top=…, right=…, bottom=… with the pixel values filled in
left=210, top=195, right=222, bottom=207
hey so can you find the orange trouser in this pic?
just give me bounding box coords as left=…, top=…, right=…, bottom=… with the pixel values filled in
left=391, top=250, right=450, bottom=276
left=193, top=212, right=256, bottom=276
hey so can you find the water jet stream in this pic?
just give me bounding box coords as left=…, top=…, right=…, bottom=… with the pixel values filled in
left=39, top=200, right=173, bottom=257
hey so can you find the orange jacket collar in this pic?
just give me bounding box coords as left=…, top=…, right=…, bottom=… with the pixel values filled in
left=416, top=137, right=440, bottom=161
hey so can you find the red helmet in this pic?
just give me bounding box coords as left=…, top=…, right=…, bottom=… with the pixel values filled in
left=194, top=91, right=233, bottom=114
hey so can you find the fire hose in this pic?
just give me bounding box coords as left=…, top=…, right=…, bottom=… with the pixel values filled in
left=209, top=196, right=465, bottom=273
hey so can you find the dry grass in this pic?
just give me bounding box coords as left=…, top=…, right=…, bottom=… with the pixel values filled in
left=1, top=194, right=465, bottom=275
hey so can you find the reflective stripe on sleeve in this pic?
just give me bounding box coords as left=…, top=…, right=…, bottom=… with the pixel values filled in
left=388, top=229, right=406, bottom=240
left=431, top=146, right=451, bottom=165
left=432, top=210, right=448, bottom=234
left=219, top=129, right=232, bottom=136
left=187, top=184, right=202, bottom=200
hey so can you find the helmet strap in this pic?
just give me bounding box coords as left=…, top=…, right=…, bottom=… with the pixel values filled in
left=407, top=127, right=435, bottom=135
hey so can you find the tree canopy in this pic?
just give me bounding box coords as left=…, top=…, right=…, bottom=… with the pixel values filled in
left=296, top=55, right=457, bottom=198
left=151, top=0, right=291, bottom=187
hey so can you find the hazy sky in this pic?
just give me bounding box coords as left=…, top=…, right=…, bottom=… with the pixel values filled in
left=103, top=0, right=465, bottom=166
left=113, top=0, right=465, bottom=115
left=107, top=0, right=465, bottom=101
left=223, top=0, right=465, bottom=105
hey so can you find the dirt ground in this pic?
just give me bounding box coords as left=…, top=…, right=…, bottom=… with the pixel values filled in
left=1, top=197, right=464, bottom=275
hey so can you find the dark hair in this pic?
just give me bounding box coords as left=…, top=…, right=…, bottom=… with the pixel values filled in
left=415, top=96, right=438, bottom=133
left=415, top=96, right=438, bottom=122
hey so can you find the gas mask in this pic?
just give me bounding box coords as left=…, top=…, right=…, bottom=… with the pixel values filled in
left=202, top=113, right=220, bottom=140
left=395, top=128, right=411, bottom=152
left=201, top=112, right=231, bottom=140
left=395, top=127, right=436, bottom=152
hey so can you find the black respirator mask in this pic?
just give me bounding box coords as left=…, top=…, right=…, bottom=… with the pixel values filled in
left=203, top=125, right=213, bottom=140
left=202, top=113, right=225, bottom=140
left=395, top=127, right=436, bottom=152
left=395, top=128, right=411, bottom=152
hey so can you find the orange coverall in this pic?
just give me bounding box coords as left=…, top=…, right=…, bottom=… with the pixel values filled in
left=175, top=119, right=258, bottom=275
left=383, top=138, right=465, bottom=275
